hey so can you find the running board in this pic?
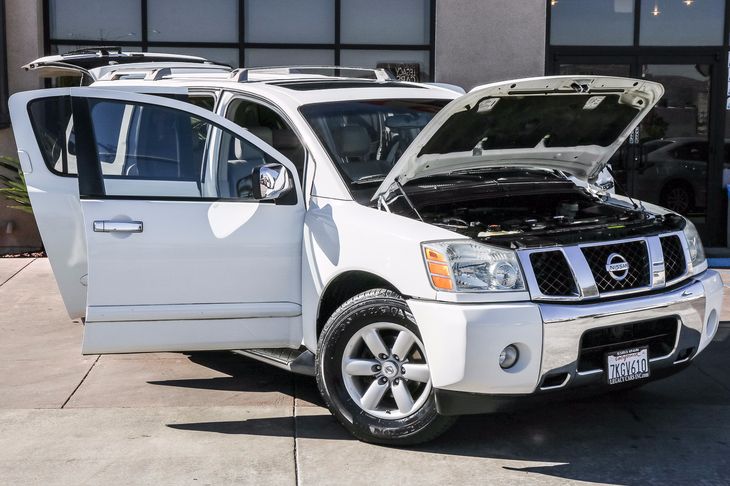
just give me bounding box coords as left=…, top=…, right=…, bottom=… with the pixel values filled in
left=233, top=347, right=316, bottom=376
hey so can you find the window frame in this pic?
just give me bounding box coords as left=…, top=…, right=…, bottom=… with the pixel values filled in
left=42, top=0, right=436, bottom=81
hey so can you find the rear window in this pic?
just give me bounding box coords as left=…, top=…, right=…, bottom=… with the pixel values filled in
left=28, top=96, right=75, bottom=175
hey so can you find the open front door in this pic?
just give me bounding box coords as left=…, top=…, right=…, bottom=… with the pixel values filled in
left=12, top=88, right=305, bottom=354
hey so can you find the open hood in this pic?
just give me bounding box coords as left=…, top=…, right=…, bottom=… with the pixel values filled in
left=372, top=75, right=663, bottom=201
left=22, top=47, right=223, bottom=81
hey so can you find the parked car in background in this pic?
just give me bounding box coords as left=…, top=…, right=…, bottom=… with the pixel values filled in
left=9, top=51, right=723, bottom=444
left=630, top=137, right=730, bottom=214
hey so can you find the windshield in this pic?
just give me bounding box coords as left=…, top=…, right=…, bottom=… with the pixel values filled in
left=300, top=99, right=450, bottom=202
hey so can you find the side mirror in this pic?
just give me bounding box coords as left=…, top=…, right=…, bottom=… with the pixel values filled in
left=253, top=163, right=293, bottom=200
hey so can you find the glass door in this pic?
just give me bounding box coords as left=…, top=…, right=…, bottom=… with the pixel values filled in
left=554, top=55, right=724, bottom=245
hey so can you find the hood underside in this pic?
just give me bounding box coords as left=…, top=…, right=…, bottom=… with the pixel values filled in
left=373, top=76, right=663, bottom=201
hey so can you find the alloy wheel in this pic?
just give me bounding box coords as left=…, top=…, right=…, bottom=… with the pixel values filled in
left=341, top=322, right=431, bottom=420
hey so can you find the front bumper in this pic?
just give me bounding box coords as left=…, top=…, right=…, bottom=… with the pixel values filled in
left=408, top=269, right=723, bottom=414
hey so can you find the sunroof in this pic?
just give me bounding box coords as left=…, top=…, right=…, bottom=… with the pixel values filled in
left=270, top=80, right=425, bottom=91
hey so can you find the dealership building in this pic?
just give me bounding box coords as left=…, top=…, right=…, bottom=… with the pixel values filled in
left=1, top=0, right=730, bottom=258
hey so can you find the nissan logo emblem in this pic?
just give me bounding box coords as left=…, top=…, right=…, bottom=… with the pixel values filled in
left=605, top=253, right=630, bottom=281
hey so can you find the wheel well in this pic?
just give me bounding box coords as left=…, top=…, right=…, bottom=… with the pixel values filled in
left=316, top=271, right=398, bottom=338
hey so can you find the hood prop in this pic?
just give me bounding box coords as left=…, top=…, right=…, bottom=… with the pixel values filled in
left=377, top=181, right=423, bottom=222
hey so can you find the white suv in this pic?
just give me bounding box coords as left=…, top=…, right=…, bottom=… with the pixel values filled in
left=10, top=51, right=723, bottom=445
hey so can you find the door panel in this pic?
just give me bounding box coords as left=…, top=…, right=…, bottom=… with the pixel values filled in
left=9, top=89, right=87, bottom=318
left=14, top=87, right=305, bottom=354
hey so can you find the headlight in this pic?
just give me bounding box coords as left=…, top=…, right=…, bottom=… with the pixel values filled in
left=422, top=240, right=525, bottom=292
left=683, top=219, right=707, bottom=273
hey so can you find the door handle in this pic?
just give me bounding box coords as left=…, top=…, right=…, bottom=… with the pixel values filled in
left=93, top=221, right=143, bottom=233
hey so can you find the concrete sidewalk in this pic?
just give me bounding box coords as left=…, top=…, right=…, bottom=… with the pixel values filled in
left=1, top=258, right=730, bottom=485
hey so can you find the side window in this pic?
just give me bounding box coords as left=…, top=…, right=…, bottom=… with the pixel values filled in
left=215, top=130, right=278, bottom=199
left=226, top=98, right=305, bottom=183
left=88, top=99, right=210, bottom=187
left=27, top=94, right=216, bottom=178
left=28, top=96, right=77, bottom=175
left=29, top=96, right=296, bottom=202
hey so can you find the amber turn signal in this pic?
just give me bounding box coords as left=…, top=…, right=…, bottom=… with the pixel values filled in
left=424, top=247, right=453, bottom=290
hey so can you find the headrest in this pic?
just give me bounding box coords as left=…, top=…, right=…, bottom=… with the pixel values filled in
left=332, top=125, right=370, bottom=157
left=272, top=129, right=301, bottom=150
left=247, top=126, right=274, bottom=146
left=235, top=127, right=273, bottom=159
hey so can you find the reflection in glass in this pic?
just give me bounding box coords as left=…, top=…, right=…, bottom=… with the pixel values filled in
left=148, top=0, right=238, bottom=43
left=50, top=0, right=141, bottom=41
left=550, top=0, right=634, bottom=46
left=244, top=49, right=334, bottom=68
left=341, top=0, right=430, bottom=45
left=559, top=64, right=631, bottom=77
left=245, top=0, right=335, bottom=43
left=640, top=0, right=724, bottom=46
left=634, top=65, right=710, bottom=225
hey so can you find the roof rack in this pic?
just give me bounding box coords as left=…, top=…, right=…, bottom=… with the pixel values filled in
left=229, top=66, right=395, bottom=83
left=99, top=64, right=232, bottom=81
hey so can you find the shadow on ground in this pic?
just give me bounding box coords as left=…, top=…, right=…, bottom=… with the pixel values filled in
left=156, top=345, right=730, bottom=484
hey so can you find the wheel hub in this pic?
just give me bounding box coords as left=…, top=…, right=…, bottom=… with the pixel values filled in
left=381, top=360, right=399, bottom=379
left=341, top=322, right=432, bottom=420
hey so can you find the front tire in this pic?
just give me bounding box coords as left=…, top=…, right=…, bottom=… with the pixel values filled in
left=316, top=289, right=456, bottom=445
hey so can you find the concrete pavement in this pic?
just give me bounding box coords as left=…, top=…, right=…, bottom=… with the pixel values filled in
left=1, top=258, right=730, bottom=485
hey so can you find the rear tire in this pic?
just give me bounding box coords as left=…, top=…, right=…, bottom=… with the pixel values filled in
left=316, top=288, right=456, bottom=445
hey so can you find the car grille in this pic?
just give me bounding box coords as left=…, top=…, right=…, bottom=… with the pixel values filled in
left=577, top=317, right=678, bottom=372
left=661, top=235, right=686, bottom=282
left=581, top=240, right=650, bottom=293
left=529, top=251, right=578, bottom=297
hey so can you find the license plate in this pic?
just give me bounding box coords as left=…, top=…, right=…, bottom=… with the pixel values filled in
left=606, top=346, right=650, bottom=385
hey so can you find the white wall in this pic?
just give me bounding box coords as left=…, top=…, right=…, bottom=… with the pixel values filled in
left=435, top=0, right=546, bottom=90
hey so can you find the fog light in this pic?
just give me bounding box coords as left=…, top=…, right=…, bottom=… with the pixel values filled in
left=499, top=345, right=519, bottom=369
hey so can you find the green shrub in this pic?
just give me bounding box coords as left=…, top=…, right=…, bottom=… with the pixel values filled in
left=0, top=156, right=33, bottom=215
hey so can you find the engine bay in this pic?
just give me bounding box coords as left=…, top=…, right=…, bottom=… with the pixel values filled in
left=387, top=168, right=684, bottom=248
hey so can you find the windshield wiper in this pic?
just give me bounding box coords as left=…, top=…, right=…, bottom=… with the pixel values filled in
left=351, top=174, right=386, bottom=185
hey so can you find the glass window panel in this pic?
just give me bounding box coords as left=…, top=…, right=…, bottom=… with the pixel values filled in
left=635, top=64, right=711, bottom=224
left=244, top=49, right=334, bottom=67
left=640, top=0, right=724, bottom=46
left=245, top=0, right=334, bottom=43
left=216, top=132, right=280, bottom=200
left=148, top=0, right=238, bottom=43
left=158, top=47, right=239, bottom=68
left=51, top=45, right=142, bottom=55
left=49, top=0, right=141, bottom=41
left=340, top=50, right=430, bottom=81
left=558, top=63, right=631, bottom=77
left=341, top=0, right=429, bottom=45
left=550, top=0, right=634, bottom=46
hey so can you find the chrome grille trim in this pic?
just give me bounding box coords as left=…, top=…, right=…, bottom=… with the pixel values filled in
left=517, top=231, right=690, bottom=302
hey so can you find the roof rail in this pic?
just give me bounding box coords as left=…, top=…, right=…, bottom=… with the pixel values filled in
left=100, top=64, right=231, bottom=81
left=228, top=66, right=396, bottom=83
